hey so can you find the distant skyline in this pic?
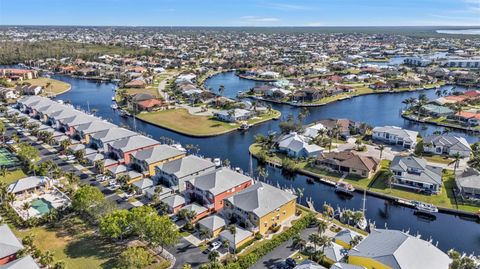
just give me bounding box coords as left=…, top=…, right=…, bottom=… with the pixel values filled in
left=0, top=0, right=479, bottom=27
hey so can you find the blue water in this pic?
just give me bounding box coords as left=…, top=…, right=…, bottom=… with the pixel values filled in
left=55, top=72, right=480, bottom=254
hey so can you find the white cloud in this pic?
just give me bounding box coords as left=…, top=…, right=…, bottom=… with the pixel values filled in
left=240, top=16, right=280, bottom=22
left=306, top=22, right=323, bottom=26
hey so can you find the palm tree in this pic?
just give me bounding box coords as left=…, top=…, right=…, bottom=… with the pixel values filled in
left=208, top=250, right=220, bottom=263
left=22, top=202, right=31, bottom=218
left=319, top=235, right=332, bottom=252
left=316, top=219, right=328, bottom=235
left=256, top=166, right=268, bottom=181
left=383, top=170, right=394, bottom=189
left=449, top=152, right=462, bottom=174
left=308, top=233, right=321, bottom=257
left=40, top=250, right=54, bottom=268
left=199, top=229, right=210, bottom=244
left=227, top=224, right=237, bottom=255
left=377, top=144, right=385, bottom=160
left=349, top=235, right=363, bottom=248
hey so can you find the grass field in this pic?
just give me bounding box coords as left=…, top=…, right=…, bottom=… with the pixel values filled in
left=1, top=169, right=27, bottom=185
left=137, top=108, right=237, bottom=136
left=11, top=217, right=121, bottom=269
left=23, top=77, right=71, bottom=96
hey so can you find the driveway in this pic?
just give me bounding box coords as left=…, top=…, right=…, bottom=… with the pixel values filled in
left=167, top=238, right=209, bottom=269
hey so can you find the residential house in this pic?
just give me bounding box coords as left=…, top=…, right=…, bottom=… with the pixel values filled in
left=7, top=176, right=51, bottom=196
left=455, top=167, right=480, bottom=200
left=0, top=255, right=40, bottom=269
left=420, top=104, right=454, bottom=117
left=277, top=132, right=323, bottom=158
left=107, top=135, right=160, bottom=164
left=0, top=87, right=18, bottom=100
left=0, top=224, right=23, bottom=265
left=316, top=151, right=380, bottom=178
left=223, top=182, right=297, bottom=235
left=424, top=134, right=471, bottom=158
left=89, top=127, right=137, bottom=152
left=334, top=229, right=364, bottom=249
left=181, top=203, right=209, bottom=223
left=214, top=109, right=254, bottom=123
left=124, top=77, right=147, bottom=88
left=453, top=111, right=480, bottom=126
left=318, top=118, right=360, bottom=138
left=155, top=155, right=216, bottom=191
left=390, top=156, right=443, bottom=194
left=161, top=194, right=186, bottom=214
left=186, top=168, right=253, bottom=211
left=372, top=126, right=418, bottom=149
left=129, top=145, right=186, bottom=177
left=0, top=69, right=37, bottom=80
left=292, top=88, right=324, bottom=103
left=330, top=263, right=364, bottom=269
left=294, top=261, right=328, bottom=269
left=197, top=215, right=227, bottom=237
left=348, top=229, right=450, bottom=269
left=16, top=85, right=42, bottom=96
left=72, top=120, right=117, bottom=143
left=219, top=225, right=254, bottom=251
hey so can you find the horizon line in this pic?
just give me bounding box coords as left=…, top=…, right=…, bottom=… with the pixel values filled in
left=1, top=24, right=480, bottom=28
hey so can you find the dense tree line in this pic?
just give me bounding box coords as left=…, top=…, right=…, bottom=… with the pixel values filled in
left=0, top=41, right=157, bottom=64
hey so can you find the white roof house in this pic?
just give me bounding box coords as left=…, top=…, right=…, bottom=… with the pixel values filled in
left=8, top=176, right=50, bottom=194
left=277, top=132, right=323, bottom=158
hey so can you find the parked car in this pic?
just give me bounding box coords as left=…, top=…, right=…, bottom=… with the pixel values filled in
left=285, top=258, right=297, bottom=268
left=210, top=241, right=222, bottom=251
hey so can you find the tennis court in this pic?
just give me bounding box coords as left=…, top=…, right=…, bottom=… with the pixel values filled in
left=0, top=147, right=20, bottom=168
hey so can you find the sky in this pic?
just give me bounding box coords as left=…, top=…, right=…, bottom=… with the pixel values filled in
left=0, top=0, right=479, bottom=27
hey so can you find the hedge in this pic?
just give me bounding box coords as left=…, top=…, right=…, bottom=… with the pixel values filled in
left=222, top=212, right=316, bottom=269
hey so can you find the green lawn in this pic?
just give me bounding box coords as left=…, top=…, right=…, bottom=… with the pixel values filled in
left=421, top=154, right=453, bottom=165
left=23, top=78, right=71, bottom=96
left=2, top=169, right=27, bottom=185
left=11, top=217, right=121, bottom=269
left=137, top=108, right=238, bottom=136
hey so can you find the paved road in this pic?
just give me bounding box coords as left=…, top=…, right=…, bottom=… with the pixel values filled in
left=251, top=227, right=317, bottom=269
left=167, top=238, right=209, bottom=269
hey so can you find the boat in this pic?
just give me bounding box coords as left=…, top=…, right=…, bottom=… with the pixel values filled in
left=306, top=178, right=315, bottom=184
left=213, top=158, right=222, bottom=167
left=356, top=189, right=368, bottom=230
left=411, top=201, right=438, bottom=214
left=238, top=122, right=250, bottom=130
left=171, top=144, right=186, bottom=152
left=111, top=103, right=118, bottom=109
left=335, top=181, right=355, bottom=194
left=119, top=110, right=130, bottom=118
left=111, top=96, right=115, bottom=101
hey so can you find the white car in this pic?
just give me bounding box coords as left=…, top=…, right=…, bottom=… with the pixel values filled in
left=67, top=155, right=76, bottom=160
left=6, top=140, right=15, bottom=145
left=210, top=241, right=222, bottom=251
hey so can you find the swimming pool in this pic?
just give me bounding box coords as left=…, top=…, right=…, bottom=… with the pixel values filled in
left=30, top=198, right=54, bottom=215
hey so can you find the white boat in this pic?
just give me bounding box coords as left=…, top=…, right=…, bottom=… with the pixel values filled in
left=111, top=103, right=118, bottom=109
left=111, top=96, right=115, bottom=101
left=335, top=181, right=355, bottom=194
left=412, top=201, right=438, bottom=214
left=357, top=189, right=368, bottom=230
left=171, top=143, right=186, bottom=152
left=213, top=158, right=222, bottom=167
left=238, top=122, right=250, bottom=130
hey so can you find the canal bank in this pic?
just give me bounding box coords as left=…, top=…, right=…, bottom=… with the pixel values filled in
left=55, top=73, right=480, bottom=254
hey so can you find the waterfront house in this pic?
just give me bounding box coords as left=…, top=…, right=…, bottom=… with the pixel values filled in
left=106, top=135, right=160, bottom=164
left=72, top=120, right=117, bottom=143
left=16, top=85, right=43, bottom=96
left=303, top=123, right=327, bottom=139
left=197, top=214, right=227, bottom=237
left=277, top=132, right=323, bottom=158
left=89, top=127, right=137, bottom=152
left=181, top=202, right=209, bottom=223
left=129, top=145, right=186, bottom=177
left=155, top=155, right=216, bottom=192
left=222, top=182, right=297, bottom=235
left=423, top=134, right=471, bottom=158
left=214, top=109, right=254, bottom=123
left=316, top=151, right=380, bottom=178
left=348, top=229, right=450, bottom=269
left=294, top=261, right=328, bottom=269
left=453, top=111, right=480, bottom=126
left=323, top=242, right=345, bottom=264
left=372, top=126, right=418, bottom=149
left=330, top=263, right=363, bottom=269
left=0, top=224, right=23, bottom=265
left=7, top=176, right=51, bottom=196
left=0, top=87, right=18, bottom=100
left=292, top=88, right=324, bottom=103
left=185, top=167, right=253, bottom=211
left=455, top=167, right=480, bottom=200
left=318, top=118, right=360, bottom=138
left=219, top=225, right=254, bottom=251
left=124, top=77, right=147, bottom=88
left=420, top=104, right=454, bottom=117
left=161, top=194, right=186, bottom=214
left=390, top=156, right=443, bottom=194
left=0, top=69, right=37, bottom=80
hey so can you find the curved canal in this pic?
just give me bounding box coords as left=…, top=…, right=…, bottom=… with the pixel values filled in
left=54, top=72, right=480, bottom=254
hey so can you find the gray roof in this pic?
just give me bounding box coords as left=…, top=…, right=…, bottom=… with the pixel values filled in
left=294, top=261, right=327, bottom=269
left=348, top=229, right=450, bottom=269
left=198, top=215, right=227, bottom=232
left=226, top=182, right=297, bottom=218
left=131, top=145, right=184, bottom=164
left=390, top=156, right=443, bottom=186
left=456, top=167, right=480, bottom=190
left=0, top=255, right=40, bottom=269
left=91, top=127, right=137, bottom=143
left=182, top=203, right=208, bottom=215
left=156, top=155, right=215, bottom=179
left=75, top=120, right=117, bottom=134
left=324, top=242, right=345, bottom=263
left=8, top=176, right=49, bottom=194
left=330, top=263, right=364, bottom=269
left=132, top=177, right=154, bottom=190
left=373, top=126, right=418, bottom=143
left=219, top=225, right=253, bottom=245
left=334, top=229, right=364, bottom=244
left=187, top=168, right=253, bottom=195
left=424, top=135, right=471, bottom=152
left=0, top=224, right=23, bottom=258
left=161, top=194, right=186, bottom=208
left=109, top=135, right=159, bottom=152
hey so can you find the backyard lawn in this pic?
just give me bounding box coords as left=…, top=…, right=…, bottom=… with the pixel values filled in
left=2, top=169, right=27, bottom=185
left=137, top=108, right=237, bottom=136
left=23, top=77, right=71, bottom=96
left=12, top=217, right=121, bottom=269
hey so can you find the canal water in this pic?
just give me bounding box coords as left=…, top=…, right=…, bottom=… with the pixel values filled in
left=55, top=73, right=480, bottom=254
